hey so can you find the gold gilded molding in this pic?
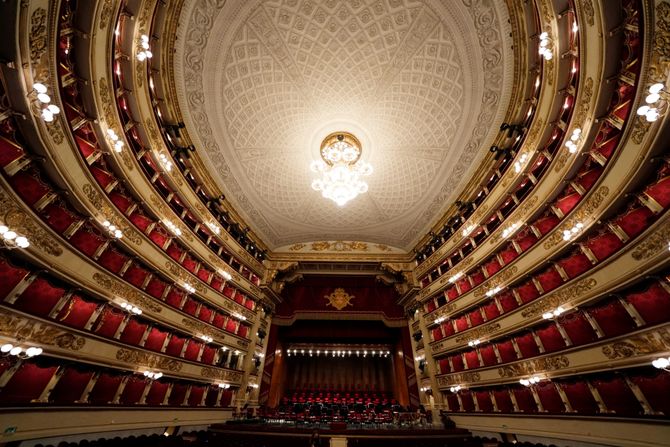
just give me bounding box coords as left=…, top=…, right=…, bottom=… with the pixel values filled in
left=498, top=355, right=569, bottom=378
left=553, top=78, right=594, bottom=173
left=311, top=241, right=368, bottom=252
left=601, top=328, right=670, bottom=359
left=164, top=261, right=206, bottom=293
left=324, top=288, right=355, bottom=310
left=437, top=371, right=481, bottom=387
left=200, top=366, right=243, bottom=383
left=116, top=348, right=182, bottom=372
left=149, top=195, right=193, bottom=242
left=454, top=322, right=501, bottom=344
left=474, top=266, right=519, bottom=298
left=82, top=184, right=143, bottom=246
left=0, top=313, right=85, bottom=351
left=581, top=0, right=595, bottom=26
left=96, top=78, right=134, bottom=170
left=489, top=197, right=539, bottom=245
left=92, top=272, right=162, bottom=313
left=521, top=277, right=597, bottom=318
left=98, top=0, right=114, bottom=30
left=0, top=188, right=63, bottom=256
left=181, top=318, right=217, bottom=340
left=144, top=120, right=184, bottom=187
left=543, top=186, right=609, bottom=249
left=631, top=219, right=670, bottom=261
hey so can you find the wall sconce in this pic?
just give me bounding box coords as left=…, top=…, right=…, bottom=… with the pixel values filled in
left=136, top=35, right=153, bottom=62
left=164, top=220, right=182, bottom=237
left=449, top=385, right=462, bottom=393
left=538, top=32, right=553, bottom=60
left=467, top=339, right=481, bottom=347
left=542, top=306, right=566, bottom=320
left=143, top=371, right=163, bottom=380
left=31, top=83, right=61, bottom=122
left=652, top=357, right=670, bottom=371
left=218, top=383, right=231, bottom=389
left=0, top=224, right=30, bottom=249
left=158, top=152, right=173, bottom=172
left=106, top=129, right=124, bottom=153
left=485, top=286, right=502, bottom=298
left=1, top=343, right=43, bottom=358
left=564, top=128, right=582, bottom=153
left=562, top=222, right=584, bottom=241
left=102, top=220, right=123, bottom=239
left=119, top=301, right=142, bottom=315
left=637, top=83, right=666, bottom=122
left=519, top=376, right=543, bottom=386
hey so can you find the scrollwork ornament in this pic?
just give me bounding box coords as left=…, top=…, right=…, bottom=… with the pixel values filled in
left=0, top=189, right=62, bottom=256
left=92, top=273, right=162, bottom=313
left=116, top=348, right=182, bottom=372
left=631, top=220, right=670, bottom=261
left=0, top=313, right=85, bottom=351
left=498, top=355, right=569, bottom=378
left=601, top=329, right=670, bottom=359
left=521, top=278, right=597, bottom=318
left=201, top=366, right=243, bottom=383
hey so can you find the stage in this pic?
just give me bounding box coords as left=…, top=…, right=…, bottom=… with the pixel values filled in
left=209, top=421, right=474, bottom=447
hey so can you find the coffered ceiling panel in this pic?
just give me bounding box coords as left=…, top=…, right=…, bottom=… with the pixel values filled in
left=174, top=0, right=514, bottom=250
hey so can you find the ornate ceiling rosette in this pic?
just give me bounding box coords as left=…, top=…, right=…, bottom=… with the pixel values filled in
left=174, top=0, right=514, bottom=250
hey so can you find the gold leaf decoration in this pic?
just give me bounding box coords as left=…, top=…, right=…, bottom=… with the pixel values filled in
left=601, top=329, right=670, bottom=359
left=521, top=278, right=597, bottom=318
left=116, top=348, right=182, bottom=372
left=0, top=313, right=85, bottom=351
left=631, top=219, right=670, bottom=261
left=437, top=371, right=481, bottom=387
left=82, top=184, right=143, bottom=246
left=0, top=189, right=63, bottom=256
left=324, top=288, right=355, bottom=310
left=543, top=186, right=609, bottom=249
left=92, top=272, right=162, bottom=313
left=474, top=266, right=519, bottom=298
left=498, top=355, right=569, bottom=378
left=201, top=366, right=243, bottom=383
left=454, top=322, right=501, bottom=344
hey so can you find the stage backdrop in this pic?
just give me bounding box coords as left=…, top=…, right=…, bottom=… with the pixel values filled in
left=285, top=355, right=394, bottom=392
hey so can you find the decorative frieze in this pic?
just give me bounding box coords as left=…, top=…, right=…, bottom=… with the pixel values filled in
left=92, top=272, right=163, bottom=313
left=0, top=313, right=85, bottom=351
left=521, top=278, right=597, bottom=318
left=498, top=355, right=569, bottom=378
left=601, top=328, right=670, bottom=360
left=116, top=348, right=182, bottom=372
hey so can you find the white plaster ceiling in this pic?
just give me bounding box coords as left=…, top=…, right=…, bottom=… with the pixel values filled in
left=174, top=0, right=514, bottom=250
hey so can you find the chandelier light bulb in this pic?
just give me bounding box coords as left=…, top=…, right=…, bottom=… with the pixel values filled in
left=637, top=105, right=650, bottom=116
left=9, top=346, right=22, bottom=356
left=646, top=93, right=661, bottom=104
left=652, top=357, right=670, bottom=369
left=3, top=230, right=17, bottom=240
left=33, top=83, right=48, bottom=94
left=1, top=343, right=13, bottom=353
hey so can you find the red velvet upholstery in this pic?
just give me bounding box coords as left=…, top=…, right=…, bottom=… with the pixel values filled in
left=98, top=247, right=128, bottom=274
left=475, top=391, right=494, bottom=412
left=128, top=211, right=153, bottom=232
left=625, top=281, right=670, bottom=325
left=57, top=294, right=99, bottom=329
left=480, top=345, right=498, bottom=366
left=438, top=358, right=450, bottom=374
left=120, top=376, right=147, bottom=404
left=0, top=135, right=25, bottom=167
left=442, top=321, right=454, bottom=337
left=456, top=278, right=471, bottom=295
left=226, top=318, right=238, bottom=333
left=558, top=251, right=592, bottom=279
left=631, top=371, right=670, bottom=416
left=587, top=301, right=637, bottom=337
left=585, top=231, right=624, bottom=261
left=512, top=387, right=538, bottom=413
left=493, top=389, right=514, bottom=412
left=183, top=298, right=198, bottom=316
left=94, top=308, right=125, bottom=337
left=484, top=258, right=502, bottom=277
left=575, top=168, right=603, bottom=191
left=454, top=316, right=469, bottom=332
left=69, top=226, right=106, bottom=257
left=183, top=340, right=202, bottom=361
left=212, top=313, right=226, bottom=329
left=533, top=215, right=560, bottom=235
left=515, top=332, right=540, bottom=358
left=182, top=255, right=198, bottom=273
left=201, top=346, right=217, bottom=364
left=615, top=205, right=654, bottom=238
left=165, top=289, right=185, bottom=308
left=464, top=350, right=480, bottom=369
left=122, top=265, right=150, bottom=289
left=119, top=319, right=147, bottom=345
left=145, top=277, right=167, bottom=299
left=0, top=258, right=28, bottom=298
left=459, top=390, right=475, bottom=412
left=554, top=192, right=581, bottom=216
left=450, top=354, right=465, bottom=372
left=482, top=301, right=500, bottom=320
left=445, top=392, right=460, bottom=411
left=500, top=246, right=519, bottom=265
left=146, top=380, right=169, bottom=405
left=496, top=340, right=517, bottom=363
left=536, top=382, right=565, bottom=413
left=645, top=175, right=670, bottom=208
left=89, top=373, right=121, bottom=404
left=144, top=327, right=168, bottom=352
left=516, top=282, right=539, bottom=304
left=206, top=386, right=220, bottom=407
left=468, top=309, right=484, bottom=327
left=188, top=385, right=206, bottom=406
left=514, top=230, right=538, bottom=252
left=536, top=267, right=564, bottom=293
left=167, top=243, right=184, bottom=261
left=559, top=312, right=598, bottom=346
left=498, top=292, right=518, bottom=312
left=165, top=335, right=186, bottom=357
left=14, top=276, right=66, bottom=317
left=50, top=367, right=92, bottom=404
left=8, top=169, right=51, bottom=206
left=42, top=202, right=78, bottom=234
left=535, top=323, right=567, bottom=353
left=560, top=380, right=599, bottom=414
left=198, top=306, right=214, bottom=323
left=108, top=192, right=133, bottom=213
left=0, top=362, right=58, bottom=404
left=593, top=375, right=642, bottom=415
left=168, top=383, right=188, bottom=405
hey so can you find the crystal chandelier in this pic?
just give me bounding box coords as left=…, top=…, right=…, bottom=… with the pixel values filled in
left=311, top=132, right=373, bottom=206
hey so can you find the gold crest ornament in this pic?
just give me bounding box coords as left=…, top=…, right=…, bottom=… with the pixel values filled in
left=324, top=288, right=355, bottom=310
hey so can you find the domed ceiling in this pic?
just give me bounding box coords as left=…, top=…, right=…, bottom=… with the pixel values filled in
left=174, top=0, right=514, bottom=250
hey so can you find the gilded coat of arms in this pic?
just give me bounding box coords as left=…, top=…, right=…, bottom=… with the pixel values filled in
left=324, top=288, right=355, bottom=310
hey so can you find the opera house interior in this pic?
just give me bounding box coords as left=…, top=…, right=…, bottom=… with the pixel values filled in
left=0, top=0, right=669, bottom=446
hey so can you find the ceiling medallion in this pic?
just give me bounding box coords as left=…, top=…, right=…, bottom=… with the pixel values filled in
left=310, top=132, right=373, bottom=207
